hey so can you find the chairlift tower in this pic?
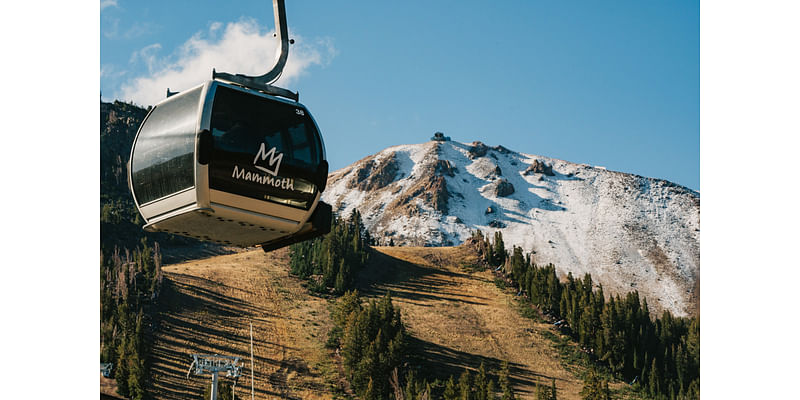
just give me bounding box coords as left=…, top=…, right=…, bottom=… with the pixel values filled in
left=189, top=354, right=242, bottom=400
left=100, top=362, right=113, bottom=378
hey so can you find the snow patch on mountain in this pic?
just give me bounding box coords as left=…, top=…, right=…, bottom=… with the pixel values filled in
left=323, top=140, right=699, bottom=317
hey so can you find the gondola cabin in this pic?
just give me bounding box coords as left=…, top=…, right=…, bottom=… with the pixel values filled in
left=128, top=80, right=331, bottom=251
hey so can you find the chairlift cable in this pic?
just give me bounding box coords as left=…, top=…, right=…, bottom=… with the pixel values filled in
left=250, top=322, right=255, bottom=400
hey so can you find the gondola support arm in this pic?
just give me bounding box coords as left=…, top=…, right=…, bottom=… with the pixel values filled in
left=212, top=0, right=299, bottom=101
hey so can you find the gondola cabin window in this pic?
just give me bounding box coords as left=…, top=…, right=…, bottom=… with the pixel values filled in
left=130, top=87, right=202, bottom=205
left=209, top=86, right=322, bottom=209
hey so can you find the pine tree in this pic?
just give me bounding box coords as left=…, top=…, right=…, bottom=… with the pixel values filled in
left=475, top=362, right=488, bottom=400
left=486, top=379, right=496, bottom=400
left=115, top=335, right=130, bottom=397
left=580, top=368, right=610, bottom=400
left=648, top=358, right=660, bottom=398
left=499, top=361, right=515, bottom=400
left=126, top=350, right=145, bottom=400
left=126, top=311, right=146, bottom=400
left=363, top=377, right=378, bottom=400
left=493, top=231, right=506, bottom=266
left=334, top=259, right=347, bottom=293
left=443, top=375, right=459, bottom=400
left=404, top=369, right=418, bottom=400
left=458, top=369, right=473, bottom=400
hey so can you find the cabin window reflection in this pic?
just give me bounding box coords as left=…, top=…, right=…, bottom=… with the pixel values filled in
left=288, top=124, right=313, bottom=164
left=208, top=85, right=323, bottom=209
left=209, top=86, right=321, bottom=167
left=131, top=87, right=201, bottom=205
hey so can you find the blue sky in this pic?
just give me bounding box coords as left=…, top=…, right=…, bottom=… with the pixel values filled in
left=101, top=0, right=699, bottom=190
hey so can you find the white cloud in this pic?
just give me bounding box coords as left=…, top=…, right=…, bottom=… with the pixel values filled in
left=129, top=43, right=163, bottom=74
left=117, top=19, right=334, bottom=106
left=100, top=64, right=126, bottom=79
left=209, top=21, right=223, bottom=35
left=124, top=21, right=157, bottom=39
left=102, top=16, right=119, bottom=39
left=100, top=0, right=117, bottom=11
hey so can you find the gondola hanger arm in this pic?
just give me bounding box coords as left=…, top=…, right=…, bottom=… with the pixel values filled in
left=212, top=0, right=299, bottom=101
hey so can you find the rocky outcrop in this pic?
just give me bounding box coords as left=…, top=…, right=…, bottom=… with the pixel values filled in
left=493, top=179, right=515, bottom=197
left=488, top=220, right=506, bottom=228
left=493, top=145, right=511, bottom=154
left=428, top=176, right=450, bottom=213
left=468, top=141, right=489, bottom=158
left=347, top=154, right=399, bottom=191
left=524, top=159, right=554, bottom=176
left=434, top=159, right=458, bottom=177
left=390, top=175, right=450, bottom=214
left=347, top=160, right=374, bottom=189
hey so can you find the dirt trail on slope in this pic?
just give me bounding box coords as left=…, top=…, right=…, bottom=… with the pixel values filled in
left=146, top=249, right=334, bottom=400
left=360, top=246, right=585, bottom=400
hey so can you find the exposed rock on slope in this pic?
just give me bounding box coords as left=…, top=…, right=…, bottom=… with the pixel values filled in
left=347, top=153, right=400, bottom=191
left=434, top=159, right=458, bottom=177
left=323, top=140, right=700, bottom=317
left=491, top=179, right=515, bottom=197
left=468, top=141, right=489, bottom=158
left=524, top=159, right=555, bottom=176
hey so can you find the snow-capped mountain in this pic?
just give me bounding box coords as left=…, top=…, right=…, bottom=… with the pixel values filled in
left=322, top=139, right=699, bottom=317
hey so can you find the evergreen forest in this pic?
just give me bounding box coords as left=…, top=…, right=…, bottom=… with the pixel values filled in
left=474, top=230, right=700, bottom=400
left=288, top=210, right=372, bottom=294
left=100, top=241, right=163, bottom=400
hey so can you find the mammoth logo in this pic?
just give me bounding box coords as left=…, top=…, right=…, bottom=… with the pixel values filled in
left=253, top=143, right=283, bottom=176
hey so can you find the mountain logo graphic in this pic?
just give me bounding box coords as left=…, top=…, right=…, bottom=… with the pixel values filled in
left=253, top=143, right=284, bottom=176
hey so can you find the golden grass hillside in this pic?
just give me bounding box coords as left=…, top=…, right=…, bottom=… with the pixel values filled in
left=141, top=245, right=633, bottom=399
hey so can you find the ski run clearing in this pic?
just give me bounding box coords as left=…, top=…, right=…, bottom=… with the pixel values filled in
left=143, top=246, right=637, bottom=400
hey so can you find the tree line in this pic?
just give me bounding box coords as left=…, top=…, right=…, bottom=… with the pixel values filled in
left=100, top=240, right=163, bottom=400
left=288, top=210, right=371, bottom=294
left=474, top=231, right=699, bottom=400
left=437, top=361, right=531, bottom=400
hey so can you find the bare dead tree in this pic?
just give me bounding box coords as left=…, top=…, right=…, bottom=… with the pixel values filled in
left=389, top=367, right=404, bottom=400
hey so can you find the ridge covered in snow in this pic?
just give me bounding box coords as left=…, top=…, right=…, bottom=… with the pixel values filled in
left=322, top=140, right=699, bottom=317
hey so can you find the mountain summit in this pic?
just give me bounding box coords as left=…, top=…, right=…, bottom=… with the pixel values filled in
left=322, top=139, right=699, bottom=317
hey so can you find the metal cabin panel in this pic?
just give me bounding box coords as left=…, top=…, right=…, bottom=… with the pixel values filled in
left=139, top=189, right=197, bottom=223
left=209, top=189, right=308, bottom=224
left=144, top=208, right=294, bottom=247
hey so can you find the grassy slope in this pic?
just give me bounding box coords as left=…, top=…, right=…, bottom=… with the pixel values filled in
left=145, top=245, right=634, bottom=399
left=146, top=248, right=335, bottom=399
left=359, top=246, right=586, bottom=399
